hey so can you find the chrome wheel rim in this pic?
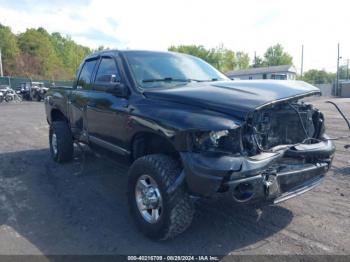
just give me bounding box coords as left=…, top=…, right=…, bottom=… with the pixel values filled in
left=135, top=175, right=163, bottom=224
left=51, top=133, right=58, bottom=155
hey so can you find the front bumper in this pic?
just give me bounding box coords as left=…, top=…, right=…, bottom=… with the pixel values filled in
left=181, top=136, right=335, bottom=204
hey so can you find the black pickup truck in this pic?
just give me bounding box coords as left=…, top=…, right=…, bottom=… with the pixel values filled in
left=45, top=50, right=335, bottom=240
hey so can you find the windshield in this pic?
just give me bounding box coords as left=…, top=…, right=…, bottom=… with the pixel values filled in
left=124, top=51, right=230, bottom=89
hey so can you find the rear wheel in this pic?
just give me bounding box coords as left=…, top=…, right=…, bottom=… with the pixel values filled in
left=128, top=154, right=194, bottom=240
left=49, top=121, right=74, bottom=163
left=5, top=95, right=12, bottom=102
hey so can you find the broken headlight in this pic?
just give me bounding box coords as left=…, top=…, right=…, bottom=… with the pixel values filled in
left=192, top=128, right=242, bottom=155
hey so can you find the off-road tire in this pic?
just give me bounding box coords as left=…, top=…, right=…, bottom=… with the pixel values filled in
left=49, top=121, right=74, bottom=163
left=128, top=154, right=194, bottom=240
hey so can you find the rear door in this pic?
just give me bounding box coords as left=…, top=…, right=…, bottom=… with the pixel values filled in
left=85, top=55, right=130, bottom=156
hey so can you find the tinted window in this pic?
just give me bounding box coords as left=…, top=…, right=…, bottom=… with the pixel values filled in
left=95, top=58, right=120, bottom=83
left=77, top=59, right=97, bottom=90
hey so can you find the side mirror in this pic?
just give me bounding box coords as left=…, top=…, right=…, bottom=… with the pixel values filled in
left=94, top=82, right=129, bottom=98
left=108, top=82, right=129, bottom=97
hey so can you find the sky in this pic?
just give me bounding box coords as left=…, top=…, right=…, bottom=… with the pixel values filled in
left=0, top=0, right=349, bottom=73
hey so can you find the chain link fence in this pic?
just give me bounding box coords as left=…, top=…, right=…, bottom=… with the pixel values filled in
left=0, top=76, right=73, bottom=90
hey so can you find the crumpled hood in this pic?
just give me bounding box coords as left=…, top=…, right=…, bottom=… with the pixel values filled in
left=143, top=80, right=320, bottom=119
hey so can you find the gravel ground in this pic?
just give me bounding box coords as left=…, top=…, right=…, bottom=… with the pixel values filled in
left=0, top=98, right=349, bottom=255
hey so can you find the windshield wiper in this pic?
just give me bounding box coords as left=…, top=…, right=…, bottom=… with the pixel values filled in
left=187, top=78, right=219, bottom=82
left=142, top=77, right=220, bottom=83
left=201, top=78, right=218, bottom=82
left=142, top=77, right=190, bottom=83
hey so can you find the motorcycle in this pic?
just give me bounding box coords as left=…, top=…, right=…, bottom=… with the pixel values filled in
left=3, top=88, right=22, bottom=103
left=0, top=85, right=9, bottom=103
left=31, top=85, right=49, bottom=102
left=16, top=82, right=48, bottom=102
left=18, top=85, right=31, bottom=101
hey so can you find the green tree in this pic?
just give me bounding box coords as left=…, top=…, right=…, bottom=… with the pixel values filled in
left=220, top=49, right=236, bottom=72
left=338, top=65, right=349, bottom=80
left=263, top=43, right=293, bottom=66
left=0, top=23, right=92, bottom=79
left=302, top=69, right=335, bottom=84
left=50, top=32, right=91, bottom=78
left=252, top=55, right=266, bottom=68
left=169, top=45, right=214, bottom=62
left=0, top=24, right=20, bottom=75
left=18, top=28, right=63, bottom=79
left=236, top=51, right=250, bottom=70
left=168, top=44, right=248, bottom=73
left=207, top=44, right=231, bottom=72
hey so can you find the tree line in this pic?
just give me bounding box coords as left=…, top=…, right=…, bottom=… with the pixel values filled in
left=302, top=66, right=349, bottom=84
left=169, top=43, right=293, bottom=72
left=169, top=44, right=342, bottom=84
left=0, top=23, right=343, bottom=84
left=0, top=24, right=91, bottom=80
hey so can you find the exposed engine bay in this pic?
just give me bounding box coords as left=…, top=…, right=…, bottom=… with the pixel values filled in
left=243, top=99, right=325, bottom=156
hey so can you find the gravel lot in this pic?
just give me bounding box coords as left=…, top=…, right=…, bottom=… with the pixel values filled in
left=0, top=98, right=349, bottom=255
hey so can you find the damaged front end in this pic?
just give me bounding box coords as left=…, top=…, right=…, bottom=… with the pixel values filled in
left=181, top=96, right=335, bottom=204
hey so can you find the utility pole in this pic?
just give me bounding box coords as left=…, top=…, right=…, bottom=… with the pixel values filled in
left=237, top=52, right=241, bottom=70
left=254, top=51, right=257, bottom=67
left=0, top=48, right=3, bottom=77
left=336, top=43, right=341, bottom=96
left=346, top=59, right=349, bottom=80
left=300, top=45, right=304, bottom=79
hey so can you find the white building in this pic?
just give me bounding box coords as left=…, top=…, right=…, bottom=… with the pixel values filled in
left=226, top=65, right=297, bottom=80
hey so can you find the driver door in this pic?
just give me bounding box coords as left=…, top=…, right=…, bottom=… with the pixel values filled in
left=86, top=55, right=130, bottom=156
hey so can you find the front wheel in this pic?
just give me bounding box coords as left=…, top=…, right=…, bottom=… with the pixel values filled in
left=128, top=154, right=194, bottom=240
left=5, top=96, right=13, bottom=102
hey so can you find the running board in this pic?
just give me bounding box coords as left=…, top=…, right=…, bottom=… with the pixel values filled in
left=88, top=135, right=130, bottom=156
